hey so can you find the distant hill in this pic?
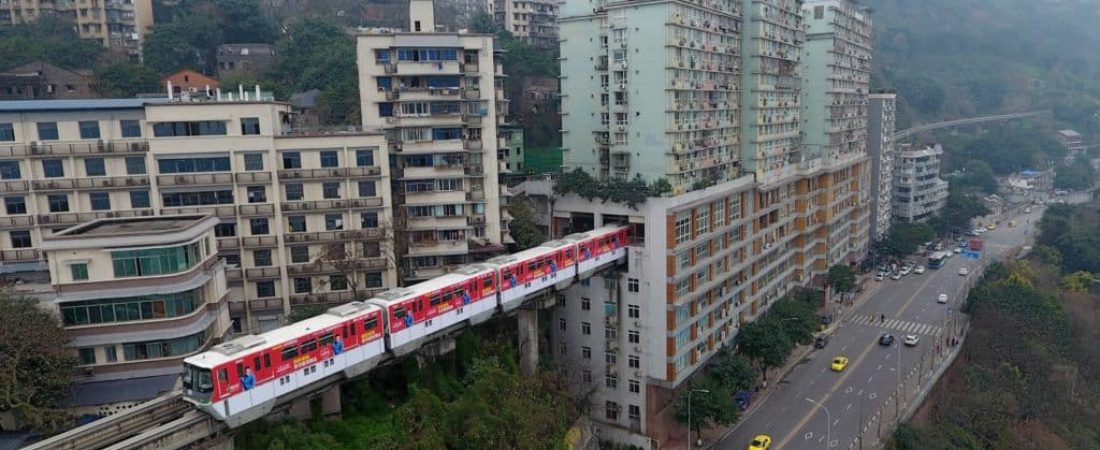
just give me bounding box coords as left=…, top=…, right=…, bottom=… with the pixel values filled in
left=866, top=0, right=1100, bottom=136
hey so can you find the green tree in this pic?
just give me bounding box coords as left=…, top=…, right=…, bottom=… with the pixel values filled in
left=0, top=293, right=77, bottom=432
left=142, top=22, right=204, bottom=74
left=470, top=11, right=497, bottom=34
left=953, top=160, right=999, bottom=194
left=93, top=63, right=161, bottom=97
left=507, top=196, right=546, bottom=250
left=766, top=298, right=817, bottom=346
left=738, top=318, right=793, bottom=381
left=1054, top=155, right=1097, bottom=190
left=272, top=18, right=358, bottom=125
left=826, top=263, right=857, bottom=293
left=673, top=377, right=738, bottom=437
left=0, top=17, right=104, bottom=69
left=879, top=222, right=935, bottom=258
left=708, top=348, right=758, bottom=391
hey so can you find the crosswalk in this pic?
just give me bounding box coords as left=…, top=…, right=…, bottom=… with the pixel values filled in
left=847, top=314, right=942, bottom=336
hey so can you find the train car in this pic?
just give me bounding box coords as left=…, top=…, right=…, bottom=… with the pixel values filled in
left=485, top=239, right=578, bottom=312
left=367, top=264, right=498, bottom=356
left=564, top=224, right=630, bottom=279
left=181, top=302, right=385, bottom=427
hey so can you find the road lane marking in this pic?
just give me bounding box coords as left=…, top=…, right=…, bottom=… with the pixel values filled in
left=774, top=272, right=942, bottom=449
left=846, top=403, right=852, bottom=411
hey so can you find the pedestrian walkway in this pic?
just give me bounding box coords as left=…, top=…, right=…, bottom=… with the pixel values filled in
left=847, top=314, right=942, bottom=336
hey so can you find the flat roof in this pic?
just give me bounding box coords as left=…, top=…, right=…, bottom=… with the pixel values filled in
left=55, top=215, right=211, bottom=238
left=0, top=97, right=173, bottom=113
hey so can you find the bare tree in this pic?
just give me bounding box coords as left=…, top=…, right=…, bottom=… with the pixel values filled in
left=313, top=220, right=411, bottom=301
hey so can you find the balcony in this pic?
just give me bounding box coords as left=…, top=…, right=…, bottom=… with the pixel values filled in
left=408, top=239, right=469, bottom=256
left=463, top=114, right=483, bottom=126
left=406, top=215, right=467, bottom=230
left=240, top=236, right=278, bottom=248
left=403, top=164, right=463, bottom=179
left=0, top=215, right=33, bottom=229
left=226, top=267, right=243, bottom=281
left=0, top=180, right=29, bottom=192
left=0, top=249, right=39, bottom=263
left=235, top=172, right=273, bottom=183
left=466, top=190, right=485, bottom=202
left=216, top=237, right=239, bottom=250
left=37, top=209, right=153, bottom=226
left=161, top=205, right=236, bottom=218
left=284, top=229, right=382, bottom=244
left=280, top=197, right=383, bottom=212
left=245, top=267, right=281, bottom=279
left=157, top=173, right=234, bottom=187
left=463, top=139, right=483, bottom=151
left=248, top=298, right=285, bottom=311
left=277, top=166, right=382, bottom=180
left=71, top=175, right=150, bottom=190
left=463, top=89, right=481, bottom=100
left=237, top=203, right=275, bottom=216
left=0, top=140, right=149, bottom=158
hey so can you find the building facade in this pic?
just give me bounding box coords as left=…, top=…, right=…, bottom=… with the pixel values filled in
left=217, top=44, right=278, bottom=79
left=867, top=92, right=896, bottom=240
left=893, top=143, right=949, bottom=222
left=552, top=0, right=874, bottom=445
left=493, top=0, right=558, bottom=47
left=498, top=124, right=524, bottom=174
left=0, top=0, right=154, bottom=60
left=0, top=61, right=97, bottom=100
left=0, top=97, right=397, bottom=334
left=357, top=0, right=510, bottom=283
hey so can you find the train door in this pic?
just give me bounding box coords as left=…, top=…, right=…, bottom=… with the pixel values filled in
left=248, top=353, right=276, bottom=410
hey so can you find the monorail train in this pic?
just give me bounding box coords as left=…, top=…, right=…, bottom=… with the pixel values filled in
left=181, top=224, right=629, bottom=426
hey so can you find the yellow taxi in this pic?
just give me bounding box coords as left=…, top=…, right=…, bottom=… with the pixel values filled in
left=749, top=434, right=772, bottom=450
left=987, top=223, right=997, bottom=230
left=831, top=356, right=849, bottom=372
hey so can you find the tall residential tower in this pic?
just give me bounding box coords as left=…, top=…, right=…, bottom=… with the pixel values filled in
left=867, top=92, right=896, bottom=240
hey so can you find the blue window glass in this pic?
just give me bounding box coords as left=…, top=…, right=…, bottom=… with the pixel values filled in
left=130, top=190, right=150, bottom=208
left=356, top=149, right=374, bottom=167
left=37, top=122, right=59, bottom=140
left=161, top=190, right=234, bottom=207
left=375, top=50, right=391, bottom=62
left=287, top=216, right=306, bottom=233
left=377, top=77, right=392, bottom=90
left=42, top=159, right=64, bottom=178
left=152, top=121, right=227, bottom=137
left=89, top=192, right=111, bottom=210
left=250, top=218, right=270, bottom=235
left=427, top=76, right=461, bottom=88
left=157, top=157, right=231, bottom=173
left=358, top=181, right=376, bottom=197
left=240, top=118, right=260, bottom=135
left=432, top=128, right=462, bottom=140
left=125, top=156, right=146, bottom=175
left=4, top=196, right=27, bottom=214
left=79, top=121, right=101, bottom=139
left=244, top=153, right=264, bottom=171
left=282, top=152, right=301, bottom=169
left=120, top=119, right=142, bottom=137
left=0, top=160, right=21, bottom=180
left=47, top=194, right=69, bottom=212
left=0, top=123, right=13, bottom=141
left=111, top=242, right=202, bottom=278
left=285, top=183, right=303, bottom=201
left=378, top=103, right=394, bottom=117
left=320, top=151, right=338, bottom=168
left=404, top=155, right=433, bottom=167
left=84, top=158, right=106, bottom=176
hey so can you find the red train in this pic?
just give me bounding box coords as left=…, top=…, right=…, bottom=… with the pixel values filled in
left=182, top=225, right=629, bottom=426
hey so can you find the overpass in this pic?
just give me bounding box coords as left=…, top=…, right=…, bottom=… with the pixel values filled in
left=893, top=110, right=1050, bottom=141
left=24, top=243, right=630, bottom=450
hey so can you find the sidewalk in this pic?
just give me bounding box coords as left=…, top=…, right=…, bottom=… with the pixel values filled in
left=699, top=276, right=887, bottom=449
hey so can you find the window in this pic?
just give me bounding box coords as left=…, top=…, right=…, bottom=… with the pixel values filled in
left=37, top=122, right=59, bottom=140
left=375, top=49, right=391, bottom=62
left=157, top=157, right=230, bottom=173
left=161, top=190, right=234, bottom=207
left=629, top=380, right=640, bottom=394
left=582, top=370, right=592, bottom=383
left=290, top=246, right=310, bottom=263
left=214, top=223, right=236, bottom=237
left=285, top=184, right=304, bottom=201
left=152, top=121, right=227, bottom=137
left=282, top=152, right=301, bottom=169
left=714, top=201, right=726, bottom=228
left=628, top=404, right=640, bottom=420
left=696, top=206, right=710, bottom=235
left=628, top=330, right=640, bottom=344
left=78, top=121, right=101, bottom=139
left=70, top=263, right=89, bottom=281
left=10, top=230, right=31, bottom=248
left=106, top=346, right=118, bottom=363
left=4, top=196, right=26, bottom=214
left=356, top=149, right=375, bottom=167
left=288, top=216, right=306, bottom=233
left=47, top=194, right=69, bottom=212
left=0, top=160, right=21, bottom=179
left=581, top=322, right=591, bottom=335
left=358, top=181, right=376, bottom=197
left=250, top=218, right=269, bottom=235
left=320, top=151, right=338, bottom=168
left=125, top=156, right=146, bottom=175
left=366, top=272, right=383, bottom=288
left=329, top=275, right=348, bottom=291
left=0, top=123, right=12, bottom=141
left=605, top=401, right=619, bottom=420
left=322, top=182, right=340, bottom=199
left=256, top=281, right=276, bottom=297
left=130, top=190, right=150, bottom=208
left=42, top=159, right=64, bottom=178
left=79, top=348, right=97, bottom=365
left=628, top=304, right=639, bottom=319
left=89, top=192, right=111, bottom=210
left=246, top=186, right=266, bottom=203
left=84, top=158, right=106, bottom=176
left=60, top=287, right=205, bottom=325
left=122, top=330, right=207, bottom=361
left=361, top=212, right=378, bottom=228
left=628, top=355, right=639, bottom=369
left=582, top=346, right=591, bottom=359
left=558, top=318, right=566, bottom=330
left=244, top=153, right=264, bottom=171
left=675, top=212, right=690, bottom=244
left=120, top=119, right=141, bottom=137
left=325, top=214, right=343, bottom=231
left=254, top=249, right=272, bottom=266
left=240, top=117, right=260, bottom=135
left=581, top=297, right=591, bottom=311
left=293, top=277, right=312, bottom=294
left=606, top=375, right=618, bottom=389
left=628, top=278, right=639, bottom=292
left=111, top=242, right=202, bottom=278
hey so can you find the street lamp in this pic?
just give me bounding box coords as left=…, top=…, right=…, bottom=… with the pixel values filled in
left=805, top=397, right=831, bottom=450
left=688, top=389, right=710, bottom=448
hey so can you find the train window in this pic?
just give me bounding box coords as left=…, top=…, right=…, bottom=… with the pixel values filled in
left=281, top=346, right=298, bottom=361
left=343, top=324, right=349, bottom=337
left=320, top=332, right=335, bottom=346
left=263, top=354, right=271, bottom=368
left=252, top=357, right=261, bottom=371
left=393, top=307, right=406, bottom=318
left=235, top=363, right=244, bottom=378
left=349, top=321, right=357, bottom=335
left=365, top=317, right=378, bottom=330
left=441, top=291, right=452, bottom=302
left=566, top=248, right=574, bottom=259
left=301, top=339, right=318, bottom=353
left=528, top=261, right=537, bottom=272
left=217, top=368, right=229, bottom=384
left=430, top=294, right=441, bottom=306
left=483, top=277, right=493, bottom=289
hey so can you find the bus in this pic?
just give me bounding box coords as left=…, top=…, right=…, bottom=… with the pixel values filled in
left=928, top=251, right=949, bottom=269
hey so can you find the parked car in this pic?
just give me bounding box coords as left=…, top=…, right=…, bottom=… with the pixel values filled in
left=814, top=335, right=831, bottom=349
left=734, top=390, right=753, bottom=410
left=913, top=265, right=926, bottom=274
left=958, top=267, right=970, bottom=276
left=899, top=266, right=912, bottom=276
left=953, top=247, right=963, bottom=254
left=938, top=293, right=949, bottom=304
left=890, top=272, right=902, bottom=280
left=987, top=223, right=997, bottom=230
left=879, top=333, right=895, bottom=346
left=904, top=335, right=920, bottom=346
left=934, top=243, right=944, bottom=251
left=875, top=272, right=886, bottom=281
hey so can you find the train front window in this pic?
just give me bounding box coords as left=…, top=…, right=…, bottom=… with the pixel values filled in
left=183, top=364, right=212, bottom=393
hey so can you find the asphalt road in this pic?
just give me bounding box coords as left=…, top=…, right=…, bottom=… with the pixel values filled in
left=716, top=204, right=1050, bottom=450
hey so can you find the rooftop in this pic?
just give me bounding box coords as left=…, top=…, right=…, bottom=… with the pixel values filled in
left=53, top=215, right=212, bottom=238
left=0, top=97, right=173, bottom=113
left=68, top=374, right=178, bottom=407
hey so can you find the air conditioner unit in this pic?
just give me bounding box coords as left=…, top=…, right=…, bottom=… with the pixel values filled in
left=633, top=345, right=641, bottom=353
left=633, top=371, right=642, bottom=378
left=385, top=117, right=396, bottom=124
left=101, top=179, right=110, bottom=187
left=97, top=140, right=107, bottom=152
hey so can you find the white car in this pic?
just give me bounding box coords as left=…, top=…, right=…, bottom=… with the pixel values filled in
left=953, top=247, right=963, bottom=253
left=937, top=293, right=948, bottom=303
left=958, top=267, right=969, bottom=276
left=899, top=266, right=912, bottom=276
left=913, top=265, right=926, bottom=274
left=904, top=335, right=920, bottom=346
left=890, top=272, right=902, bottom=280
left=875, top=272, right=886, bottom=281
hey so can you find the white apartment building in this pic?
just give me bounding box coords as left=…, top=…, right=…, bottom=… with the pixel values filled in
left=357, top=0, right=510, bottom=283
left=868, top=92, right=896, bottom=240
left=893, top=143, right=949, bottom=222
left=0, top=97, right=396, bottom=334
left=494, top=0, right=559, bottom=47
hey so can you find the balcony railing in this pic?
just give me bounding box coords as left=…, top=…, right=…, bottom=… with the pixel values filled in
left=161, top=205, right=236, bottom=218
left=277, top=166, right=382, bottom=180
left=240, top=236, right=278, bottom=248
left=0, top=249, right=39, bottom=262
left=157, top=173, right=234, bottom=186
left=0, top=140, right=149, bottom=158
left=0, top=180, right=29, bottom=192
left=238, top=203, right=276, bottom=216
left=0, top=215, right=34, bottom=229
left=245, top=267, right=281, bottom=279
left=235, top=172, right=273, bottom=183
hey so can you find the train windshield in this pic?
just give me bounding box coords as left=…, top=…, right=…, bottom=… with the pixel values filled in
left=182, top=363, right=213, bottom=394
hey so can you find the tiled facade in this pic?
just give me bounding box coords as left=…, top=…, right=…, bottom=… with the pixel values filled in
left=893, top=143, right=948, bottom=222
left=0, top=0, right=154, bottom=59
left=494, top=0, right=558, bottom=47
left=0, top=98, right=397, bottom=333
left=867, top=93, right=896, bottom=240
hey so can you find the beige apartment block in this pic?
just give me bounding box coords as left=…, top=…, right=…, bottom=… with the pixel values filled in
left=494, top=0, right=558, bottom=47
left=357, top=0, right=511, bottom=282
left=0, top=96, right=396, bottom=334
left=0, top=0, right=154, bottom=59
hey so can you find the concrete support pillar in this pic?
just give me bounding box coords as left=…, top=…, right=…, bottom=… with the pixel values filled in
left=518, top=308, right=539, bottom=376
left=285, top=385, right=342, bottom=421
left=320, top=385, right=342, bottom=419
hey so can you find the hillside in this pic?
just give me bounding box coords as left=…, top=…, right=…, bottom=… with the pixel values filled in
left=867, top=0, right=1100, bottom=136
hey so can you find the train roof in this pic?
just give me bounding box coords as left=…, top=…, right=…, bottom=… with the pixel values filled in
left=483, top=240, right=574, bottom=266
left=562, top=223, right=627, bottom=242
left=184, top=301, right=381, bottom=368
left=366, top=264, right=496, bottom=307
